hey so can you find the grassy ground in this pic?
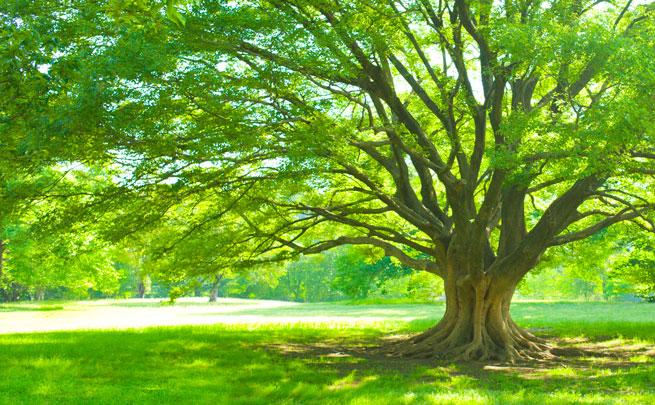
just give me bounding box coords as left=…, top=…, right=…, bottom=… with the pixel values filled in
left=0, top=300, right=654, bottom=404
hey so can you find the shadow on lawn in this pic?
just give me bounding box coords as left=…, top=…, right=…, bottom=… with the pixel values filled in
left=1, top=326, right=654, bottom=404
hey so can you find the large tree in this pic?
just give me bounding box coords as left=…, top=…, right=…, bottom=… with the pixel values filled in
left=7, top=0, right=655, bottom=361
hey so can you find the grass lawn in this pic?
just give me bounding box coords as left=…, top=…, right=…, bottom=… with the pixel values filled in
left=0, top=299, right=654, bottom=404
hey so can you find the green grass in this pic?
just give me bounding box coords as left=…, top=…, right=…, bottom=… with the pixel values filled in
left=0, top=300, right=654, bottom=404
left=0, top=304, right=64, bottom=312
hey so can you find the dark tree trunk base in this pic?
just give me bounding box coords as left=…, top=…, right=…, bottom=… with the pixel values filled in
left=390, top=319, right=552, bottom=363
left=389, top=275, right=554, bottom=363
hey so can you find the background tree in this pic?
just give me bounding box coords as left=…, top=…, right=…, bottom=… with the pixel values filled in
left=612, top=231, right=655, bottom=301
left=4, top=224, right=119, bottom=300
left=331, top=246, right=413, bottom=299
left=0, top=167, right=122, bottom=301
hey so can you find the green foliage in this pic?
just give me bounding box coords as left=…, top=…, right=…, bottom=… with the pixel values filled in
left=519, top=226, right=655, bottom=302
left=520, top=233, right=615, bottom=300
left=2, top=223, right=119, bottom=299
left=218, top=247, right=422, bottom=303
left=272, top=254, right=338, bottom=302
left=612, top=233, right=655, bottom=300
left=191, top=246, right=438, bottom=303
left=376, top=271, right=444, bottom=302
left=330, top=248, right=427, bottom=300
left=1, top=0, right=654, bottom=310
left=0, top=165, right=126, bottom=301
left=331, top=248, right=383, bottom=299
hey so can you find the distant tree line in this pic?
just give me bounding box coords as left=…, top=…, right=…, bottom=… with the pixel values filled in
left=1, top=226, right=653, bottom=303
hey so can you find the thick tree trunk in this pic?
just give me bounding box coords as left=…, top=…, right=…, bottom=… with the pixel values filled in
left=395, top=273, right=551, bottom=362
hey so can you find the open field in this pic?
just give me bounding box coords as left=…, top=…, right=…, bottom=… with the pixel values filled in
left=1, top=299, right=654, bottom=404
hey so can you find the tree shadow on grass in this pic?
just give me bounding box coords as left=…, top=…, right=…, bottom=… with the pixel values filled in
left=0, top=326, right=654, bottom=404
left=264, top=332, right=655, bottom=371
left=261, top=328, right=655, bottom=400
left=263, top=341, right=655, bottom=404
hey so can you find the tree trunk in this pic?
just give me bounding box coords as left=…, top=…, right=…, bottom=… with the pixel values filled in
left=208, top=274, right=222, bottom=303
left=0, top=240, right=4, bottom=279
left=137, top=280, right=146, bottom=299
left=394, top=271, right=551, bottom=362
left=10, top=284, right=20, bottom=302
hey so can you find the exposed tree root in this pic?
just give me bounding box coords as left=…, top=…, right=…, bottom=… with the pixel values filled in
left=389, top=327, right=553, bottom=363
left=388, top=309, right=553, bottom=363
left=387, top=265, right=561, bottom=363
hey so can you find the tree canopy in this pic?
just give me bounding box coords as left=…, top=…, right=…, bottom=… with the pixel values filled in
left=2, top=0, right=654, bottom=361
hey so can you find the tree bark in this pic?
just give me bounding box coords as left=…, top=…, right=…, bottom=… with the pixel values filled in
left=394, top=263, right=550, bottom=362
